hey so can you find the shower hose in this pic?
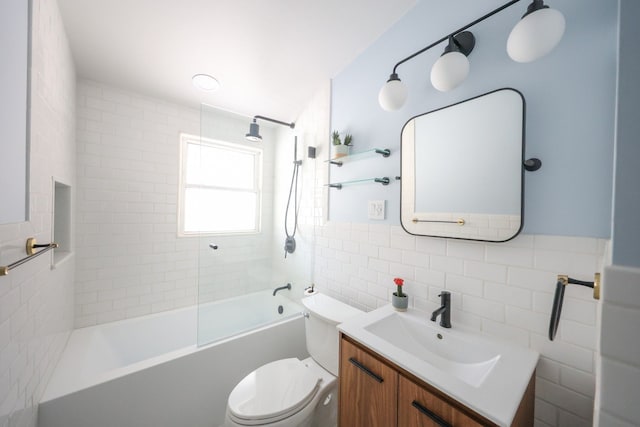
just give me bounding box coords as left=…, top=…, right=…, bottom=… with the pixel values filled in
left=284, top=137, right=301, bottom=258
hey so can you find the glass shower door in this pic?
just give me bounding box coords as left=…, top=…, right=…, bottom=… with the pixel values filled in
left=195, top=104, right=281, bottom=346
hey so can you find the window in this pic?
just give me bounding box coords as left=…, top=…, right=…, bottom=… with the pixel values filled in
left=179, top=134, right=262, bottom=235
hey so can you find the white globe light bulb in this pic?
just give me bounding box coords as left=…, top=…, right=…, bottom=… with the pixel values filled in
left=378, top=78, right=408, bottom=111
left=430, top=51, right=470, bottom=92
left=507, top=7, right=565, bottom=63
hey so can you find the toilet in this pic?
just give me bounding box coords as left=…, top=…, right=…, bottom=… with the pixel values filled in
left=225, top=293, right=363, bottom=427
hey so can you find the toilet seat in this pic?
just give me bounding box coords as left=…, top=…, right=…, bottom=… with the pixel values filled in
left=227, top=358, right=321, bottom=425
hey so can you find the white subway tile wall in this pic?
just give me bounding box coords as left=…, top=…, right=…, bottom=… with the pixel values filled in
left=75, top=80, right=278, bottom=327
left=0, top=0, right=76, bottom=425
left=314, top=223, right=606, bottom=426
left=269, top=81, right=330, bottom=299
left=599, top=265, right=640, bottom=426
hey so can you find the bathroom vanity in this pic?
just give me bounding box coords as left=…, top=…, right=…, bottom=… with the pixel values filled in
left=337, top=306, right=538, bottom=426
left=338, top=336, right=534, bottom=426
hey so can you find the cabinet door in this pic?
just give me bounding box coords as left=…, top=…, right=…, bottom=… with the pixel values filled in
left=339, top=338, right=398, bottom=427
left=398, top=375, right=484, bottom=427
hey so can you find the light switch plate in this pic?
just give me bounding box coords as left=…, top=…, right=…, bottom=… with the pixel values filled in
left=368, top=200, right=385, bottom=220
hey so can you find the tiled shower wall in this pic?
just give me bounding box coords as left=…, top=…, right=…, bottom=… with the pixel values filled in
left=74, top=80, right=277, bottom=327
left=0, top=0, right=76, bottom=425
left=269, top=81, right=331, bottom=299
left=314, top=223, right=606, bottom=426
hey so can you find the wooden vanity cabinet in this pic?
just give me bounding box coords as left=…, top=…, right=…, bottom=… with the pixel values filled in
left=339, top=333, right=398, bottom=426
left=398, top=375, right=482, bottom=427
left=339, top=334, right=534, bottom=427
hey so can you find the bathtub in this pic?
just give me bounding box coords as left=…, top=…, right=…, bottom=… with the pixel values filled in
left=38, top=291, right=308, bottom=427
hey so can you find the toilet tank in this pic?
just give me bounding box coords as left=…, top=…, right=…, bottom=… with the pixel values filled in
left=301, top=293, right=363, bottom=376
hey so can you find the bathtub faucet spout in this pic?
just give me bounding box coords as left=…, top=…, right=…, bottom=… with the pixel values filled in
left=273, top=283, right=292, bottom=296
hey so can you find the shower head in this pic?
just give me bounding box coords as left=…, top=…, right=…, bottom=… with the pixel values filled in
left=245, top=120, right=262, bottom=142
left=245, top=115, right=295, bottom=142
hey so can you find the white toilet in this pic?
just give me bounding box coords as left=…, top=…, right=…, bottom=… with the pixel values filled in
left=225, top=293, right=363, bottom=427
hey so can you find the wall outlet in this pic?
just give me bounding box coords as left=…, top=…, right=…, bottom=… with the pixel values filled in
left=368, top=200, right=385, bottom=220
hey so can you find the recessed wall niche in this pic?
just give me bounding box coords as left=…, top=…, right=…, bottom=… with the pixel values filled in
left=52, top=179, right=71, bottom=266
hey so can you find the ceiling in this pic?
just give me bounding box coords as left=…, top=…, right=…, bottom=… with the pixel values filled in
left=57, top=0, right=417, bottom=122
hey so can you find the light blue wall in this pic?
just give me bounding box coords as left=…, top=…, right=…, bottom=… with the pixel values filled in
left=329, top=0, right=617, bottom=238
left=612, top=0, right=640, bottom=268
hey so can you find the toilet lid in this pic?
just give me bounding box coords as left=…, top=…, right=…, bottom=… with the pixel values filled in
left=228, top=358, right=320, bottom=422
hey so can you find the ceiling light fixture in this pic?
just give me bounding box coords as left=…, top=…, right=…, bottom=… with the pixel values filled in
left=245, top=115, right=295, bottom=142
left=192, top=74, right=220, bottom=92
left=378, top=0, right=565, bottom=111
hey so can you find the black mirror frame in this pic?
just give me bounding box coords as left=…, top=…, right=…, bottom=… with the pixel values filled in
left=399, top=87, right=529, bottom=242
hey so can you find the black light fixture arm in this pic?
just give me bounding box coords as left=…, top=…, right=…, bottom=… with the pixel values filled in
left=390, top=0, right=522, bottom=74
left=253, top=115, right=295, bottom=129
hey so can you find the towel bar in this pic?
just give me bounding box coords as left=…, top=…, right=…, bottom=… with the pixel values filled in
left=0, top=238, right=58, bottom=277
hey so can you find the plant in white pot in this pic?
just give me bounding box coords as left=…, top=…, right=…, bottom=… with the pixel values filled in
left=392, top=277, right=408, bottom=311
left=332, top=131, right=353, bottom=158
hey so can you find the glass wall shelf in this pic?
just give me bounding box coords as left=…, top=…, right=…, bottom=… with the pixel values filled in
left=327, top=148, right=390, bottom=166
left=326, top=177, right=390, bottom=190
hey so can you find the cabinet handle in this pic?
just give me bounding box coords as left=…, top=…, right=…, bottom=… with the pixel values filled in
left=348, top=357, right=384, bottom=383
left=411, top=400, right=452, bottom=427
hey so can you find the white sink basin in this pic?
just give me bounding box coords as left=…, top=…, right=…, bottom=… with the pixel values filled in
left=338, top=305, right=539, bottom=427
left=364, top=312, right=500, bottom=387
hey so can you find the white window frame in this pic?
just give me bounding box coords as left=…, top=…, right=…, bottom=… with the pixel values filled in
left=178, top=133, right=262, bottom=236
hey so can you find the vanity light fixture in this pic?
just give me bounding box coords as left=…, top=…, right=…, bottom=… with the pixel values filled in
left=378, top=73, right=408, bottom=112
left=192, top=74, right=220, bottom=92
left=507, top=0, right=565, bottom=63
left=430, top=32, right=475, bottom=92
left=245, top=115, right=295, bottom=142
left=378, top=0, right=565, bottom=111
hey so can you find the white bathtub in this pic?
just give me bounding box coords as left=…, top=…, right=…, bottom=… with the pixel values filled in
left=38, top=291, right=307, bottom=427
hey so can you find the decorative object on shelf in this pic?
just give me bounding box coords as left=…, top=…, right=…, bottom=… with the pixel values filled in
left=332, top=130, right=353, bottom=159
left=378, top=0, right=566, bottom=111
left=391, top=277, right=408, bottom=311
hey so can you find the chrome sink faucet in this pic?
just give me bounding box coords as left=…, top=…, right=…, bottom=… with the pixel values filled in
left=430, top=291, right=452, bottom=328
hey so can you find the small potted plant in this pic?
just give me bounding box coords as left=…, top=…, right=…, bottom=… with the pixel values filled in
left=332, top=131, right=353, bottom=158
left=392, top=277, right=408, bottom=311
